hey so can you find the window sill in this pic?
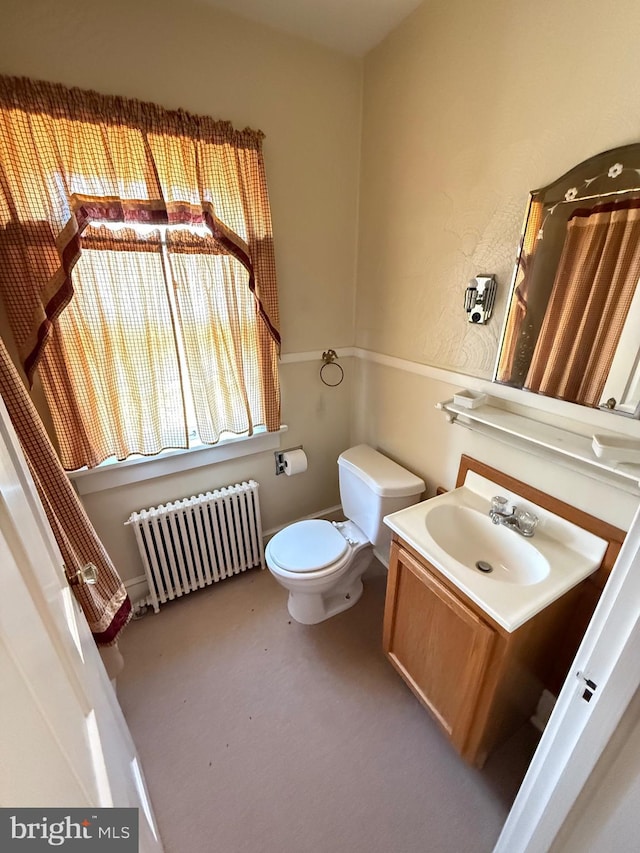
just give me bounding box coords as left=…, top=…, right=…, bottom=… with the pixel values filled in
left=68, top=426, right=288, bottom=495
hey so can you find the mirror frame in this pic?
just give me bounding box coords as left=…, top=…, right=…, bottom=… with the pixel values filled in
left=494, top=142, right=640, bottom=417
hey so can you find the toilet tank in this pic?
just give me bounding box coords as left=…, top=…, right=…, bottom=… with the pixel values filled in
left=338, top=445, right=425, bottom=560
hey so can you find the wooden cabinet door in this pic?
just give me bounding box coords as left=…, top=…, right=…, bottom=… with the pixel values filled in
left=383, top=542, right=495, bottom=752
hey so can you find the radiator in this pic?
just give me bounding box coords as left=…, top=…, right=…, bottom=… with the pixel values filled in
left=126, top=480, right=264, bottom=613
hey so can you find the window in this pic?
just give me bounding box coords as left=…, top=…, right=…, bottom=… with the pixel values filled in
left=0, top=76, right=281, bottom=473
left=40, top=221, right=270, bottom=469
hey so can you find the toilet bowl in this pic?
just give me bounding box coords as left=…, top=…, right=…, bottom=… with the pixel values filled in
left=266, top=445, right=425, bottom=624
left=266, top=518, right=372, bottom=624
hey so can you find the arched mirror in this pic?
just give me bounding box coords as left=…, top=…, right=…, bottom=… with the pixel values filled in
left=494, top=143, right=640, bottom=418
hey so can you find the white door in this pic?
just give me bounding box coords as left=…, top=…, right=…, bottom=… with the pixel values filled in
left=0, top=396, right=163, bottom=852
left=495, top=497, right=640, bottom=852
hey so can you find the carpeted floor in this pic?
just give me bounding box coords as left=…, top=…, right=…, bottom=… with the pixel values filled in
left=117, top=559, right=539, bottom=853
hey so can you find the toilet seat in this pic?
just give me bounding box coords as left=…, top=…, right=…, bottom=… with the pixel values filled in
left=267, top=519, right=348, bottom=573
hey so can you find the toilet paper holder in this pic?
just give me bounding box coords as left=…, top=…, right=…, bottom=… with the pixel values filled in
left=275, top=445, right=304, bottom=475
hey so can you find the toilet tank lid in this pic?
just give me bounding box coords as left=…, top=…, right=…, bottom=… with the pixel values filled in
left=338, top=445, right=425, bottom=498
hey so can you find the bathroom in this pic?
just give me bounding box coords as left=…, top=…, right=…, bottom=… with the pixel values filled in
left=1, top=0, right=640, bottom=849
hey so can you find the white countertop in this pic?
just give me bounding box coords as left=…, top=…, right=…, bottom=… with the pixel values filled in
left=384, top=471, right=608, bottom=632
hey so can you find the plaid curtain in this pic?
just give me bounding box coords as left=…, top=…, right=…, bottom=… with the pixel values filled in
left=41, top=224, right=278, bottom=469
left=0, top=335, right=131, bottom=645
left=39, top=225, right=189, bottom=468
left=0, top=75, right=280, bottom=468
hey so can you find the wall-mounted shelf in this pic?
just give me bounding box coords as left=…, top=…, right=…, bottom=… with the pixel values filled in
left=437, top=396, right=640, bottom=494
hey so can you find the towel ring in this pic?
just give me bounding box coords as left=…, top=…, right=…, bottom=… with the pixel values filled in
left=320, top=349, right=344, bottom=387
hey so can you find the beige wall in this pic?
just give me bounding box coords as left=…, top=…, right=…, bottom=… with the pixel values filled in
left=354, top=0, right=640, bottom=526
left=358, top=0, right=640, bottom=375
left=0, top=0, right=362, bottom=586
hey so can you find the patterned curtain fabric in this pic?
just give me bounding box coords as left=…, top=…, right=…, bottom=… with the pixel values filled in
left=39, top=225, right=189, bottom=469
left=38, top=223, right=280, bottom=469
left=0, top=75, right=280, bottom=464
left=524, top=200, right=640, bottom=406
left=0, top=335, right=131, bottom=645
left=166, top=228, right=278, bottom=444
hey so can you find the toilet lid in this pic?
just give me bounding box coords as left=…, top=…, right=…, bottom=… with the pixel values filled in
left=268, top=519, right=348, bottom=572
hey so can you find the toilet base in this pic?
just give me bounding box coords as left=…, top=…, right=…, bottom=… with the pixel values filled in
left=267, top=537, right=373, bottom=626
left=287, top=577, right=364, bottom=625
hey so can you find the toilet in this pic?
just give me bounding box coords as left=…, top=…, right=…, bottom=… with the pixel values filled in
left=265, top=444, right=425, bottom=624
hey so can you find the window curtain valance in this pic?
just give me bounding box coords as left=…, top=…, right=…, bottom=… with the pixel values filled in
left=0, top=74, right=280, bottom=384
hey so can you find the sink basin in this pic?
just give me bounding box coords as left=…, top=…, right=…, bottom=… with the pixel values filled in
left=383, top=470, right=608, bottom=632
left=424, top=505, right=550, bottom=585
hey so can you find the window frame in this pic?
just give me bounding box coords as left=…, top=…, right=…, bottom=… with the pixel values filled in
left=68, top=424, right=288, bottom=495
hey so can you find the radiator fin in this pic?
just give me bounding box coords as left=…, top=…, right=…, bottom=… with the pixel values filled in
left=127, top=480, right=264, bottom=613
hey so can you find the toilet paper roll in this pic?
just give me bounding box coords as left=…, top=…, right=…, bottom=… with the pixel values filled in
left=283, top=448, right=308, bottom=476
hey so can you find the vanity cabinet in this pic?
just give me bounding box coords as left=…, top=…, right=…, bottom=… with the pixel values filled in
left=382, top=543, right=494, bottom=753
left=383, top=537, right=583, bottom=767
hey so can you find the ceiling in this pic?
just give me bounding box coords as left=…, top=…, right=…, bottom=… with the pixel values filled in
left=195, top=0, right=423, bottom=56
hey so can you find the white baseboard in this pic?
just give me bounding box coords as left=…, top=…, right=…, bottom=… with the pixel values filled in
left=125, top=573, right=150, bottom=606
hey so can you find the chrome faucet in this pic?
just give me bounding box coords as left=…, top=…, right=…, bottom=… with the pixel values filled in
left=489, top=496, right=538, bottom=537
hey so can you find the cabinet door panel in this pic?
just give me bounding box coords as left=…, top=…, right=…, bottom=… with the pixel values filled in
left=384, top=545, right=494, bottom=749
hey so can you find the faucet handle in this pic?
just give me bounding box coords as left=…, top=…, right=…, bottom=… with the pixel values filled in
left=515, top=508, right=538, bottom=536
left=491, top=495, right=510, bottom=514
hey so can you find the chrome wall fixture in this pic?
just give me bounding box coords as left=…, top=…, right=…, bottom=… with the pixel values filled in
left=465, top=275, right=497, bottom=324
